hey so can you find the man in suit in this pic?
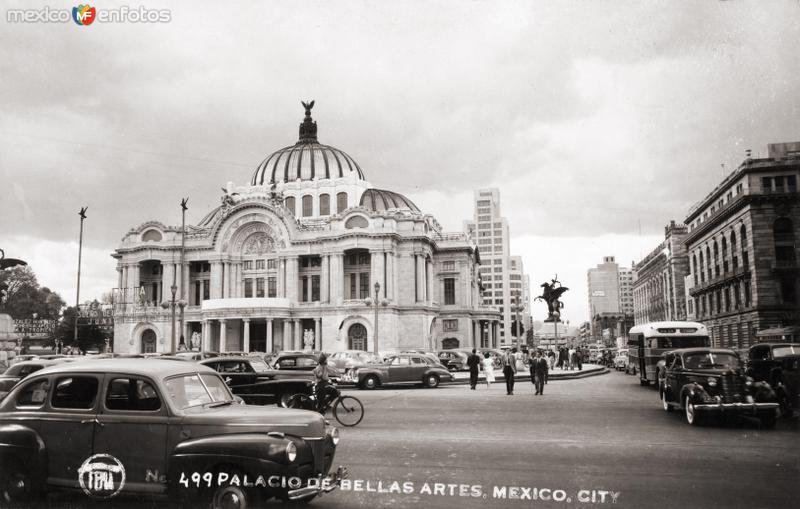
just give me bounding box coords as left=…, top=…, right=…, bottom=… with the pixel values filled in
left=531, top=350, right=549, bottom=395
left=503, top=348, right=518, bottom=395
left=467, top=349, right=481, bottom=390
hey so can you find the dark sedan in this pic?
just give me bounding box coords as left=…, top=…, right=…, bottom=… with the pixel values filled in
left=352, top=353, right=454, bottom=389
left=746, top=342, right=800, bottom=415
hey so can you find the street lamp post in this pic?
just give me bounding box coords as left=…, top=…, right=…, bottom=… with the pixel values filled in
left=178, top=198, right=188, bottom=349
left=161, top=282, right=187, bottom=355
left=74, top=207, right=87, bottom=343
left=364, top=282, right=387, bottom=356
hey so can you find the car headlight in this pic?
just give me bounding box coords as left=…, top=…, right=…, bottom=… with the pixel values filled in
left=707, top=377, right=718, bottom=387
left=285, top=441, right=297, bottom=463
left=330, top=427, right=340, bottom=446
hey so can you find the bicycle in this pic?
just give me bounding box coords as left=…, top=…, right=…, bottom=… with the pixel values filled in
left=286, top=382, right=364, bottom=427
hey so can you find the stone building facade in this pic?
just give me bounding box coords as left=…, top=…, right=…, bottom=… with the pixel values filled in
left=111, top=104, right=500, bottom=354
left=684, top=142, right=799, bottom=349
left=632, top=221, right=690, bottom=324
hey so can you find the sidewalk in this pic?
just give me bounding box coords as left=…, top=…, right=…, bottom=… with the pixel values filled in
left=447, top=363, right=607, bottom=385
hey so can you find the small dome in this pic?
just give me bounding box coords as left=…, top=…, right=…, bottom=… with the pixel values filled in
left=251, top=101, right=366, bottom=186
left=359, top=189, right=420, bottom=212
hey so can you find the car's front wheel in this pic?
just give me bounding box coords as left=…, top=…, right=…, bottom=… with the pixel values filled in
left=0, top=459, right=38, bottom=506
left=685, top=395, right=702, bottom=426
left=212, top=484, right=250, bottom=509
left=424, top=374, right=440, bottom=388
left=661, top=389, right=673, bottom=412
left=361, top=375, right=379, bottom=390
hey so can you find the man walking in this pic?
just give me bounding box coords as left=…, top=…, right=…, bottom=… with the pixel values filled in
left=467, top=348, right=481, bottom=390
left=502, top=348, right=518, bottom=395
left=531, top=350, right=549, bottom=395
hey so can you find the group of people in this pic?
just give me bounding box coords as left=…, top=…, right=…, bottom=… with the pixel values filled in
left=555, top=346, right=583, bottom=371
left=466, top=348, right=551, bottom=395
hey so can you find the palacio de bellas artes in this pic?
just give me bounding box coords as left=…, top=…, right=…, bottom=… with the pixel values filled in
left=112, top=102, right=501, bottom=355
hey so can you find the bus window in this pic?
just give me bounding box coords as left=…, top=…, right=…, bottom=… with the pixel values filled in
left=656, top=336, right=710, bottom=349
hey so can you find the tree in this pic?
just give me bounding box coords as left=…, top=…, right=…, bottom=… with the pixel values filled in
left=51, top=306, right=110, bottom=354
left=0, top=266, right=65, bottom=319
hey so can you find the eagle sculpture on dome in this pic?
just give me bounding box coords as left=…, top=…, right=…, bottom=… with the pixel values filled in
left=302, top=100, right=315, bottom=116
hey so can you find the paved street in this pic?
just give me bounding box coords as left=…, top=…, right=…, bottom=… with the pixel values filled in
left=37, top=370, right=799, bottom=509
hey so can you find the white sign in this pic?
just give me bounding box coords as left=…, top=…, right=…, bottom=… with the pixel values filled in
left=78, top=454, right=126, bottom=500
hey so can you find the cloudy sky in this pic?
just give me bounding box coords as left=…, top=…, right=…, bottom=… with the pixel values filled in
left=1, top=0, right=798, bottom=324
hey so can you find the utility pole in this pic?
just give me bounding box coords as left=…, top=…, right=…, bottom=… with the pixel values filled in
left=178, top=197, right=188, bottom=349
left=74, top=207, right=87, bottom=343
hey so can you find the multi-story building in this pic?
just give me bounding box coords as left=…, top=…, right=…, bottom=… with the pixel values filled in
left=684, top=142, right=800, bottom=349
left=509, top=255, right=531, bottom=340
left=587, top=256, right=634, bottom=343
left=632, top=221, right=690, bottom=324
left=464, top=188, right=521, bottom=345
left=111, top=104, right=501, bottom=354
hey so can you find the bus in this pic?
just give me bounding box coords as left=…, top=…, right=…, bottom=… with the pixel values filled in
left=627, top=321, right=710, bottom=386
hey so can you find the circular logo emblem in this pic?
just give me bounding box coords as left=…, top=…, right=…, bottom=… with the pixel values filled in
left=78, top=454, right=126, bottom=499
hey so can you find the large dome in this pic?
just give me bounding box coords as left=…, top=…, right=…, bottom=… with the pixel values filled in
left=250, top=101, right=366, bottom=186
left=359, top=188, right=420, bottom=212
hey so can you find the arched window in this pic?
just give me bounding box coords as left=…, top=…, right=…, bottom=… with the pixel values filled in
left=712, top=241, right=719, bottom=277
left=698, top=251, right=704, bottom=283
left=302, top=195, right=313, bottom=217
left=141, top=329, right=157, bottom=354
left=142, top=229, right=162, bottom=242
left=319, top=193, right=330, bottom=215
left=721, top=236, right=728, bottom=273
left=692, top=254, right=698, bottom=284
left=284, top=196, right=296, bottom=216
left=730, top=231, right=738, bottom=269
left=336, top=192, right=348, bottom=213
left=345, top=215, right=369, bottom=229
left=740, top=225, right=749, bottom=269
left=705, top=246, right=712, bottom=279
left=348, top=323, right=367, bottom=351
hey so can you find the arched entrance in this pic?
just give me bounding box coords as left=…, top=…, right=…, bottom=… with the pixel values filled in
left=141, top=329, right=157, bottom=353
left=348, top=323, right=367, bottom=351
left=441, top=337, right=459, bottom=350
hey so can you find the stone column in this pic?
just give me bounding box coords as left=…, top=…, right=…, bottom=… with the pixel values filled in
left=372, top=251, right=386, bottom=299
left=416, top=255, right=425, bottom=302
left=287, top=257, right=299, bottom=302
left=321, top=255, right=330, bottom=303
left=385, top=253, right=394, bottom=301
left=283, top=320, right=291, bottom=351
left=315, top=318, right=322, bottom=351
left=266, top=319, right=274, bottom=353
left=219, top=320, right=227, bottom=353
left=472, top=320, right=479, bottom=349
left=393, top=253, right=401, bottom=304
left=162, top=263, right=175, bottom=305
left=130, top=263, right=140, bottom=293
left=202, top=319, right=210, bottom=352
left=222, top=262, right=229, bottom=298
left=210, top=262, right=222, bottom=299
left=199, top=280, right=205, bottom=305
left=243, top=318, right=250, bottom=353
left=426, top=258, right=433, bottom=304
left=293, top=318, right=301, bottom=350
left=278, top=258, right=286, bottom=298
left=330, top=254, right=344, bottom=304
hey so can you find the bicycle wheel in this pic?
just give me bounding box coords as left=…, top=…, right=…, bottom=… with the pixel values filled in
left=333, top=395, right=364, bottom=427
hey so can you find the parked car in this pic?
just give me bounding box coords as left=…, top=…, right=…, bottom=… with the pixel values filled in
left=0, top=359, right=342, bottom=506
left=200, top=356, right=319, bottom=407
left=745, top=342, right=800, bottom=415
left=352, top=353, right=454, bottom=389
left=174, top=351, right=220, bottom=361
left=658, top=348, right=779, bottom=427
left=328, top=350, right=382, bottom=382
left=438, top=349, right=469, bottom=372
left=0, top=360, right=67, bottom=400
left=614, top=349, right=629, bottom=371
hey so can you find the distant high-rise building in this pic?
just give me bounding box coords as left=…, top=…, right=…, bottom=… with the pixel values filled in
left=464, top=188, right=531, bottom=345
left=587, top=256, right=634, bottom=343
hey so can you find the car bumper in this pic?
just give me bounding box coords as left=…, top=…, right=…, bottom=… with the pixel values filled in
left=693, top=402, right=779, bottom=412
left=287, top=465, right=349, bottom=500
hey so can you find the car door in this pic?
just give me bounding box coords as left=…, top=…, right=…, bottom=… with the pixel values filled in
left=666, top=355, right=683, bottom=402
left=409, top=356, right=428, bottom=381
left=386, top=356, right=412, bottom=382
left=93, top=375, right=169, bottom=494
left=39, top=374, right=101, bottom=488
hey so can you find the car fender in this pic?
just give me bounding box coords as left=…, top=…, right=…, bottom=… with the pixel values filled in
left=0, top=424, right=47, bottom=481
left=167, top=433, right=299, bottom=494
left=681, top=383, right=708, bottom=406
left=356, top=368, right=385, bottom=384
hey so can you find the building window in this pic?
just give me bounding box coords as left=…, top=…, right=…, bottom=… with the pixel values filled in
left=268, top=277, right=277, bottom=298
left=244, top=278, right=253, bottom=298
left=442, top=278, right=456, bottom=305
left=267, top=259, right=277, bottom=270
left=256, top=259, right=265, bottom=270
left=319, top=193, right=330, bottom=215
left=285, top=196, right=296, bottom=215
left=337, top=192, right=348, bottom=213
left=744, top=280, right=751, bottom=307
left=243, top=260, right=253, bottom=270
left=774, top=218, right=796, bottom=262
left=359, top=272, right=370, bottom=299
left=443, top=260, right=455, bottom=271
left=312, top=275, right=320, bottom=302
left=443, top=319, right=458, bottom=331
left=256, top=278, right=265, bottom=298
left=302, top=195, right=313, bottom=217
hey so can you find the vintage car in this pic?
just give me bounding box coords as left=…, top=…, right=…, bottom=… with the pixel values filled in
left=0, top=359, right=68, bottom=401
left=658, top=348, right=779, bottom=427
left=200, top=356, right=320, bottom=407
left=352, top=353, right=454, bottom=389
left=0, top=359, right=342, bottom=507
left=174, top=351, right=221, bottom=361
left=438, top=349, right=469, bottom=372
left=745, top=342, right=800, bottom=414
left=614, top=349, right=629, bottom=371
left=328, top=350, right=382, bottom=381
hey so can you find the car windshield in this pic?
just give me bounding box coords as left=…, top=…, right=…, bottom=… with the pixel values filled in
left=773, top=345, right=800, bottom=358
left=164, top=373, right=233, bottom=410
left=683, top=352, right=740, bottom=370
